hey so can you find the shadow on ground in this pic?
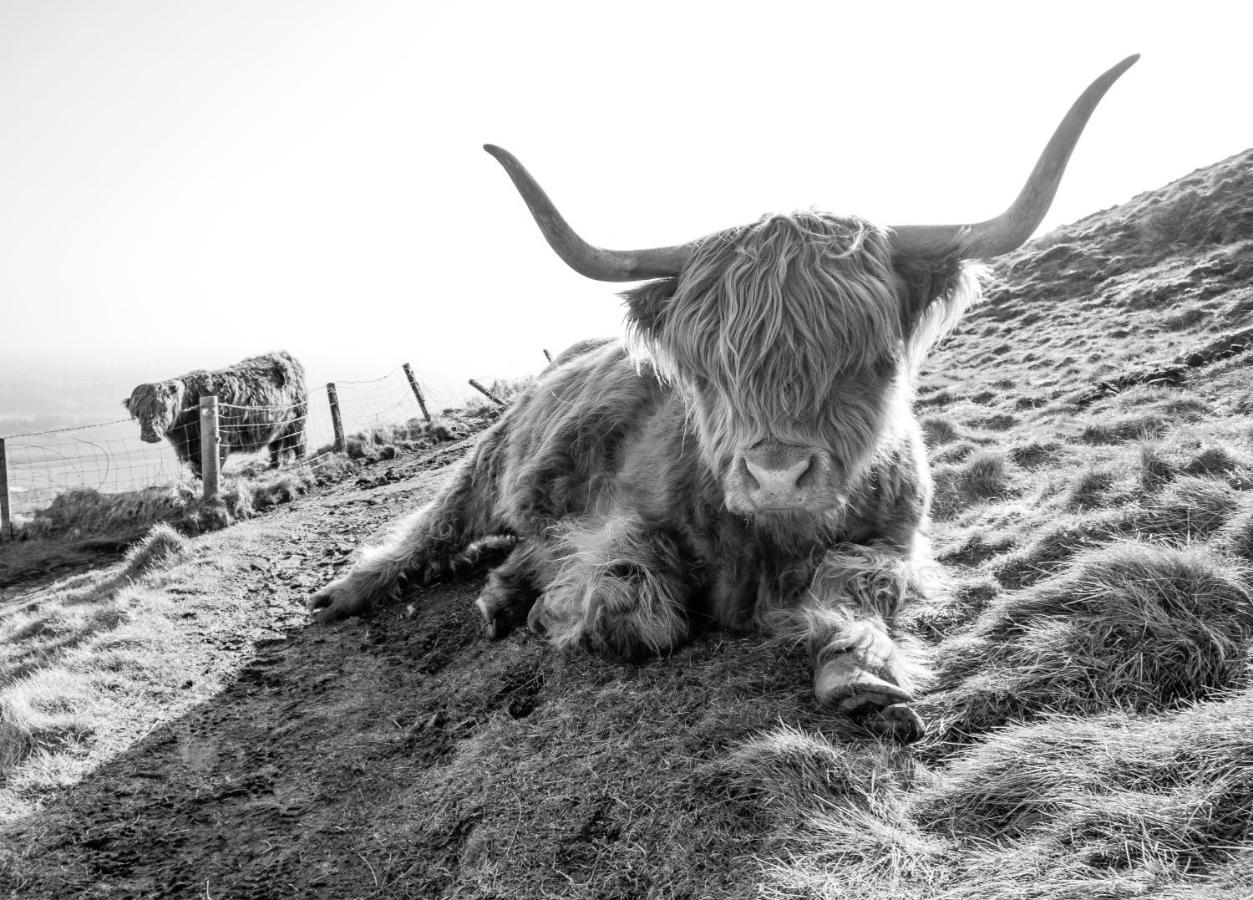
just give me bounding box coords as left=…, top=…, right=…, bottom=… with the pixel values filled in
left=0, top=560, right=852, bottom=899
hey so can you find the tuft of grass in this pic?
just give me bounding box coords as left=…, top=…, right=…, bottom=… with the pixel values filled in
left=928, top=542, right=1253, bottom=744
left=1183, top=444, right=1252, bottom=483
left=120, top=523, right=191, bottom=578
left=1009, top=441, right=1063, bottom=469
left=921, top=417, right=959, bottom=446
left=1137, top=475, right=1240, bottom=539
left=1140, top=443, right=1177, bottom=491
left=1065, top=467, right=1120, bottom=511
left=931, top=440, right=980, bottom=465
left=344, top=417, right=461, bottom=460
left=19, top=485, right=191, bottom=542
left=1217, top=494, right=1253, bottom=562
left=695, top=726, right=906, bottom=828
left=932, top=450, right=1014, bottom=519
left=1079, top=414, right=1168, bottom=445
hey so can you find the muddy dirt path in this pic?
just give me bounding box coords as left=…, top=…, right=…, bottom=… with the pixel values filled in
left=2, top=444, right=823, bottom=898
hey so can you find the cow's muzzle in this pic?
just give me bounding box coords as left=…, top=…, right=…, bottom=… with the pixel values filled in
left=725, top=442, right=838, bottom=513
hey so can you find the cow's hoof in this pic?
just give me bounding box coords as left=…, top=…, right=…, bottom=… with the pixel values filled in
left=815, top=665, right=911, bottom=715
left=869, top=703, right=926, bottom=744
left=308, top=579, right=369, bottom=624
left=475, top=593, right=515, bottom=640
left=475, top=576, right=534, bottom=641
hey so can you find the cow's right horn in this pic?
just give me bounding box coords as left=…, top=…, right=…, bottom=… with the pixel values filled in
left=485, top=144, right=691, bottom=281
left=891, top=54, right=1139, bottom=260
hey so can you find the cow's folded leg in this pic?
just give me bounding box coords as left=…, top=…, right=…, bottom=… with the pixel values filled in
left=475, top=539, right=546, bottom=640
left=528, top=518, right=690, bottom=660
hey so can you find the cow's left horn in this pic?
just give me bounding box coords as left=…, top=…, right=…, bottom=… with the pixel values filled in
left=891, top=55, right=1139, bottom=260
left=485, top=144, right=691, bottom=281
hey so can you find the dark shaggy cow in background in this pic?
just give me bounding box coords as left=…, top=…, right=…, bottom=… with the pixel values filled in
left=310, top=58, right=1137, bottom=741
left=124, top=350, right=308, bottom=478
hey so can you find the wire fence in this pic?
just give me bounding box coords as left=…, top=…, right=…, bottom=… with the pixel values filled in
left=0, top=364, right=472, bottom=528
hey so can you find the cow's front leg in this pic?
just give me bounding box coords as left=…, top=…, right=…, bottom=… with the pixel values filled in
left=527, top=515, right=692, bottom=660
left=310, top=480, right=483, bottom=624
left=793, top=545, right=931, bottom=742
left=308, top=505, right=444, bottom=623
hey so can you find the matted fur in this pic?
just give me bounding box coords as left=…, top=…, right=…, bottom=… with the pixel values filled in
left=124, top=350, right=308, bottom=477
left=312, top=214, right=981, bottom=727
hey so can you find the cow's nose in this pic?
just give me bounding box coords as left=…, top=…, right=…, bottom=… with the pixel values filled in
left=741, top=445, right=816, bottom=507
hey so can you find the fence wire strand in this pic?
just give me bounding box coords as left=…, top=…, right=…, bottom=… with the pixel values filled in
left=1, top=366, right=461, bottom=521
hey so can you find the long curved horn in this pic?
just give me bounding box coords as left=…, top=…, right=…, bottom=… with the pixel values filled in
left=892, top=55, right=1139, bottom=260
left=484, top=144, right=691, bottom=281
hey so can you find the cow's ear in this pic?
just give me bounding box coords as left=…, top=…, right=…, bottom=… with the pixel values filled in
left=620, top=278, right=678, bottom=340
left=892, top=252, right=980, bottom=351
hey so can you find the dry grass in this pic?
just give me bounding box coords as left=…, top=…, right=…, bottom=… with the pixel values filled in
left=0, top=523, right=195, bottom=785
left=927, top=543, right=1253, bottom=745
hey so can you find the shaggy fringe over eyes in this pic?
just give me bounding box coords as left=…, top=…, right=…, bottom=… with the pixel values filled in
left=124, top=382, right=178, bottom=428
left=658, top=213, right=902, bottom=409
left=623, top=215, right=983, bottom=387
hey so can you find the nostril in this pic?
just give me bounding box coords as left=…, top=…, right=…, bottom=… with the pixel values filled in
left=795, top=456, right=816, bottom=490
left=738, top=456, right=761, bottom=491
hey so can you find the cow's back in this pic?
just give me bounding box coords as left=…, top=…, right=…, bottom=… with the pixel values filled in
left=178, top=352, right=308, bottom=453
left=485, top=340, right=678, bottom=531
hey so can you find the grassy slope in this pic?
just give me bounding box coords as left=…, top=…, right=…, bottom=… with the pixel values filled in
left=2, top=150, right=1252, bottom=899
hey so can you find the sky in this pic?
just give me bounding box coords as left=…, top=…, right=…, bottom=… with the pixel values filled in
left=1, top=0, right=1250, bottom=407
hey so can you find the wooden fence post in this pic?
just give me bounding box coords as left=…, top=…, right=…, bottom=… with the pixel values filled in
left=468, top=379, right=507, bottom=408
left=327, top=383, right=345, bottom=453
left=402, top=363, right=432, bottom=423
left=0, top=438, right=13, bottom=541
left=200, top=395, right=221, bottom=502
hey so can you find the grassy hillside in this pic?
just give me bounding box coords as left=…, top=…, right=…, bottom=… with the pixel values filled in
left=2, top=150, right=1252, bottom=899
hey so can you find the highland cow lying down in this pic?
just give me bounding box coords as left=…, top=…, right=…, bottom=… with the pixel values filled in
left=124, top=350, right=308, bottom=478
left=309, top=58, right=1136, bottom=742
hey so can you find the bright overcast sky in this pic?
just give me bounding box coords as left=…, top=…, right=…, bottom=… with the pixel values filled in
left=1, top=1, right=1249, bottom=400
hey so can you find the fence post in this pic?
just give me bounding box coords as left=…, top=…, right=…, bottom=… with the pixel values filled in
left=469, top=378, right=507, bottom=408
left=402, top=363, right=432, bottom=423
left=327, top=383, right=345, bottom=453
left=200, top=395, right=221, bottom=502
left=0, top=438, right=12, bottom=541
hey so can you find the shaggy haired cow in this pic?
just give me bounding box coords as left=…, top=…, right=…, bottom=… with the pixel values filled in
left=310, top=59, right=1137, bottom=740
left=124, top=350, right=308, bottom=477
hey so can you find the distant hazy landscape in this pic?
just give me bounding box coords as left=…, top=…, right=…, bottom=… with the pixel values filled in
left=0, top=354, right=511, bottom=517
left=0, top=357, right=152, bottom=435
